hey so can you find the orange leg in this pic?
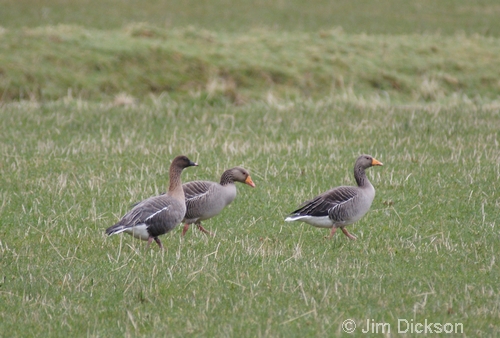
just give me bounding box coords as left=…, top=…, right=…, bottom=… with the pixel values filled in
left=329, top=227, right=338, bottom=238
left=182, top=223, right=190, bottom=236
left=196, top=222, right=214, bottom=236
left=341, top=227, right=357, bottom=240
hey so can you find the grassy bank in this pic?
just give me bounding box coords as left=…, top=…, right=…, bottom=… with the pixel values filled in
left=1, top=25, right=500, bottom=103
left=0, top=97, right=499, bottom=336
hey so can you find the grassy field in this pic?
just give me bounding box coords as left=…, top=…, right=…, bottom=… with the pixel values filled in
left=2, top=0, right=500, bottom=35
left=1, top=25, right=500, bottom=103
left=2, top=0, right=500, bottom=104
left=1, top=98, right=499, bottom=336
left=1, top=0, right=500, bottom=337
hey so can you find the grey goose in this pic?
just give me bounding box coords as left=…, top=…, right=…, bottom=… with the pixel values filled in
left=182, top=167, right=255, bottom=236
left=285, top=155, right=383, bottom=239
left=105, top=155, right=198, bottom=249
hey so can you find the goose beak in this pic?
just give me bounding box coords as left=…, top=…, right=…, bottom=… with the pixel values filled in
left=371, top=158, right=383, bottom=166
left=190, top=161, right=199, bottom=167
left=245, top=176, right=256, bottom=187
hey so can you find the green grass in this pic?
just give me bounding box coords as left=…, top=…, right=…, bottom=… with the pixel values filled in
left=1, top=0, right=499, bottom=336
left=2, top=0, right=500, bottom=36
left=1, top=97, right=499, bottom=336
left=1, top=25, right=500, bottom=103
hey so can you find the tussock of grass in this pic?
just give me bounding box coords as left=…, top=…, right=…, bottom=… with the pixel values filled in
left=1, top=25, right=500, bottom=103
left=1, top=97, right=499, bottom=336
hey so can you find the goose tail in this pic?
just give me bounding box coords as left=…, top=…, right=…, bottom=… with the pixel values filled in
left=285, top=214, right=302, bottom=222
left=105, top=223, right=129, bottom=236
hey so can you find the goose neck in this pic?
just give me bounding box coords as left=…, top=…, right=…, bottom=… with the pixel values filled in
left=168, top=166, right=185, bottom=199
left=219, top=171, right=235, bottom=186
left=354, top=166, right=370, bottom=187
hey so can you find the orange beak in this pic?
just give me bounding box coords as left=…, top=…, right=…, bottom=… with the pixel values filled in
left=245, top=176, right=256, bottom=187
left=371, top=158, right=383, bottom=166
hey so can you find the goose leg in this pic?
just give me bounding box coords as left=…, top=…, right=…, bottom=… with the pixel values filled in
left=182, top=223, right=190, bottom=236
left=329, top=227, right=338, bottom=238
left=196, top=222, right=214, bottom=236
left=341, top=227, right=357, bottom=240
left=154, top=237, right=164, bottom=249
left=147, top=236, right=163, bottom=249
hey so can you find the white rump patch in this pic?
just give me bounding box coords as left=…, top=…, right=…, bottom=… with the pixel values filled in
left=124, top=223, right=150, bottom=240
left=285, top=215, right=333, bottom=228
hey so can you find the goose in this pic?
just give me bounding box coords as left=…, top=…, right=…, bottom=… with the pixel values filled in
left=285, top=155, right=383, bottom=239
left=182, top=167, right=255, bottom=236
left=105, top=155, right=198, bottom=249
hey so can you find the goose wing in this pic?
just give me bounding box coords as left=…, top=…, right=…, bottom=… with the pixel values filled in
left=118, top=195, right=185, bottom=236
left=183, top=181, right=216, bottom=200
left=183, top=180, right=219, bottom=219
left=290, top=186, right=359, bottom=219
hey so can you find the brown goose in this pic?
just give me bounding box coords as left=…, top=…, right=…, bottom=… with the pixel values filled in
left=182, top=167, right=255, bottom=236
left=285, top=155, right=383, bottom=239
left=105, top=155, right=198, bottom=248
